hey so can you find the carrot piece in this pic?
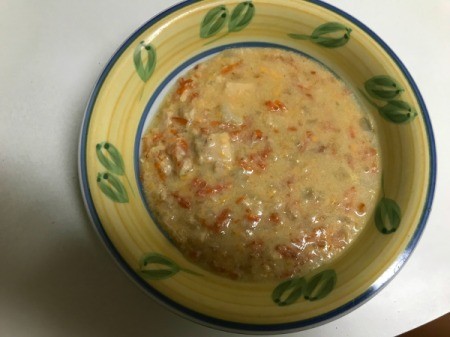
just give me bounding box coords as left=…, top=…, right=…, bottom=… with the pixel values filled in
left=252, top=129, right=263, bottom=141
left=171, top=192, right=191, bottom=209
left=246, top=214, right=261, bottom=222
left=213, top=208, right=232, bottom=232
left=152, top=133, right=164, bottom=143
left=171, top=116, right=188, bottom=126
left=287, top=126, right=298, bottom=132
left=269, top=212, right=280, bottom=224
left=235, top=196, right=245, bottom=204
left=265, top=100, right=286, bottom=112
left=154, top=162, right=166, bottom=182
left=176, top=78, right=193, bottom=95
left=357, top=203, right=366, bottom=213
left=275, top=244, right=298, bottom=259
left=220, top=61, right=242, bottom=75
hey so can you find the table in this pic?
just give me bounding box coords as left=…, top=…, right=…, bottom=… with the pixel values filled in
left=1, top=1, right=449, bottom=336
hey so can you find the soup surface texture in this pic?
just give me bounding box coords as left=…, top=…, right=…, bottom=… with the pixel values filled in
left=140, top=48, right=381, bottom=281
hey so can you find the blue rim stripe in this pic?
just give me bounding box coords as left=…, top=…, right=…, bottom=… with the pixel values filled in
left=78, top=0, right=437, bottom=333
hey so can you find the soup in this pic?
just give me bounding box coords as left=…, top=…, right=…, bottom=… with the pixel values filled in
left=140, top=48, right=381, bottom=281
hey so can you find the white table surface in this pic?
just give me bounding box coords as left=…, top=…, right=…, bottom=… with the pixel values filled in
left=1, top=0, right=449, bottom=336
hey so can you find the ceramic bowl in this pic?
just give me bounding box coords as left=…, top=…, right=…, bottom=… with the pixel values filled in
left=78, top=0, right=436, bottom=333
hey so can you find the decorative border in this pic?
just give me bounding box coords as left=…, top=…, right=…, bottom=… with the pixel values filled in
left=78, top=0, right=437, bottom=333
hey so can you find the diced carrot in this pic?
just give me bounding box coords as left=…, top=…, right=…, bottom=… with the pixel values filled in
left=287, top=126, right=298, bottom=132
left=357, top=203, right=366, bottom=213
left=213, top=208, right=232, bottom=232
left=252, top=129, right=263, bottom=141
left=171, top=116, right=188, bottom=126
left=220, top=61, right=242, bottom=75
left=269, top=212, right=280, bottom=223
left=177, top=138, right=189, bottom=152
left=275, top=244, right=298, bottom=259
left=176, top=78, right=193, bottom=95
left=210, top=120, right=222, bottom=127
left=171, top=192, right=191, bottom=209
left=152, top=133, right=164, bottom=143
left=191, top=177, right=229, bottom=197
left=154, top=162, right=166, bottom=182
left=246, top=214, right=260, bottom=222
left=235, top=196, right=245, bottom=204
left=265, top=100, right=286, bottom=112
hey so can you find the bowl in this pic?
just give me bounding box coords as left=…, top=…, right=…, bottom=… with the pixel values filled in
left=78, top=0, right=436, bottom=333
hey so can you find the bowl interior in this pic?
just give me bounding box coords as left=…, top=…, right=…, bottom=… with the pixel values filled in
left=80, top=0, right=435, bottom=332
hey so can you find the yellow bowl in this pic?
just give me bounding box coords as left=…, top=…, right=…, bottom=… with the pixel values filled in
left=78, top=0, right=436, bottom=333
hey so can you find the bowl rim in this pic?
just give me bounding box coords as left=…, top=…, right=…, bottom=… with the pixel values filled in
left=78, top=0, right=437, bottom=333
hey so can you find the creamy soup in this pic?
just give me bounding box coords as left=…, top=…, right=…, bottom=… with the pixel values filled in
left=140, top=48, right=381, bottom=281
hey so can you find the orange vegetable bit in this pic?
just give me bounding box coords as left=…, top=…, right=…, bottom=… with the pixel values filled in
left=245, top=213, right=261, bottom=223
left=154, top=161, right=166, bottom=182
left=171, top=116, right=188, bottom=126
left=191, top=177, right=229, bottom=197
left=265, top=100, right=287, bottom=112
left=171, top=192, right=191, bottom=209
left=176, top=78, right=193, bottom=95
left=251, top=129, right=263, bottom=141
left=269, top=212, right=280, bottom=224
left=213, top=208, right=232, bottom=232
left=220, top=61, right=242, bottom=75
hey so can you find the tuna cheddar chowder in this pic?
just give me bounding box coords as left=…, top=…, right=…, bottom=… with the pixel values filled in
left=140, top=48, right=381, bottom=281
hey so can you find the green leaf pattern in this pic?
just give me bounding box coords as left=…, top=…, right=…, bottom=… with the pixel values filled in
left=272, top=269, right=337, bottom=306
left=200, top=5, right=228, bottom=38
left=200, top=1, right=255, bottom=44
left=95, top=142, right=132, bottom=203
left=289, top=22, right=352, bottom=48
left=375, top=197, right=402, bottom=234
left=228, top=1, right=255, bottom=32
left=133, top=41, right=157, bottom=82
left=96, top=172, right=129, bottom=203
left=365, top=76, right=404, bottom=100
left=96, top=142, right=125, bottom=175
left=362, top=75, right=417, bottom=124
left=304, top=269, right=337, bottom=301
left=138, top=253, right=201, bottom=280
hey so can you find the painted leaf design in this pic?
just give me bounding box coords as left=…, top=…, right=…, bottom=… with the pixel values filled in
left=133, top=41, right=157, bottom=82
left=289, top=22, right=351, bottom=48
left=96, top=172, right=129, bottom=203
left=375, top=198, right=401, bottom=234
left=304, top=269, right=337, bottom=301
left=310, top=22, right=352, bottom=48
left=139, top=253, right=181, bottom=280
left=96, top=142, right=125, bottom=175
left=365, top=76, right=404, bottom=100
left=272, top=277, right=307, bottom=306
left=378, top=100, right=417, bottom=124
left=228, top=1, right=255, bottom=33
left=200, top=5, right=228, bottom=38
